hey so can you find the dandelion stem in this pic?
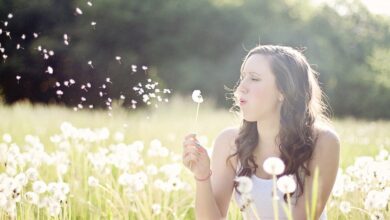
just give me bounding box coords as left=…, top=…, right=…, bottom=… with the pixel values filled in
left=194, top=102, right=200, bottom=134
left=190, top=102, right=201, bottom=170
left=250, top=203, right=262, bottom=220
left=272, top=174, right=279, bottom=220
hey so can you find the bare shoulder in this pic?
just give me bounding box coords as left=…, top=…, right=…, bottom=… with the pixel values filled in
left=314, top=125, right=340, bottom=152
left=311, top=125, right=341, bottom=168
left=213, top=126, right=240, bottom=170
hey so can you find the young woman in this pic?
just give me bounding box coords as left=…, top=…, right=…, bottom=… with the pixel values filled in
left=182, top=45, right=340, bottom=220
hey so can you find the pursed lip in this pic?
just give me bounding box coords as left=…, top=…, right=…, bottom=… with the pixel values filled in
left=239, top=98, right=247, bottom=106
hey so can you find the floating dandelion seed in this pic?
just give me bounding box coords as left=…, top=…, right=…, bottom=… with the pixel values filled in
left=56, top=82, right=61, bottom=87
left=86, top=83, right=91, bottom=88
left=0, top=48, right=4, bottom=53
left=3, top=54, right=7, bottom=61
left=46, top=66, right=54, bottom=74
left=56, top=90, right=63, bottom=97
left=142, top=65, right=148, bottom=70
left=49, top=50, right=54, bottom=56
left=44, top=54, right=49, bottom=59
left=16, top=44, right=23, bottom=50
left=120, top=95, right=125, bottom=100
left=64, top=81, right=69, bottom=87
left=88, top=60, right=93, bottom=68
left=106, top=78, right=112, bottom=83
left=115, top=56, right=121, bottom=64
left=8, top=13, right=13, bottom=19
left=37, top=45, right=42, bottom=51
left=75, top=7, right=83, bottom=15
left=16, top=75, right=21, bottom=83
left=89, top=105, right=93, bottom=109
left=21, top=34, right=25, bottom=39
left=69, top=79, right=75, bottom=85
left=4, top=21, right=8, bottom=27
left=33, top=33, right=38, bottom=38
left=81, top=97, right=86, bottom=102
left=63, top=34, right=69, bottom=45
left=87, top=1, right=93, bottom=6
left=6, top=31, right=11, bottom=39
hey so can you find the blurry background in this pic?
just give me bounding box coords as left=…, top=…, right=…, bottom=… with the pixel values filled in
left=1, top=0, right=390, bottom=118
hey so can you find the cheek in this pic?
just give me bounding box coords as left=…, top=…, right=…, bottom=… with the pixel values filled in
left=250, top=84, right=277, bottom=105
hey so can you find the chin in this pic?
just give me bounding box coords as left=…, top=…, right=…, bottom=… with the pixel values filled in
left=242, top=114, right=258, bottom=122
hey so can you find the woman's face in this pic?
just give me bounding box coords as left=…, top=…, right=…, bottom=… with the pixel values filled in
left=235, top=54, right=283, bottom=122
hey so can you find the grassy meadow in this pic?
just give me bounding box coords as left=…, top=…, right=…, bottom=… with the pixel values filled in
left=0, top=95, right=388, bottom=219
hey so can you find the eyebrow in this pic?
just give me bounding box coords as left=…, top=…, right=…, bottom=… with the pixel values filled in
left=241, top=71, right=261, bottom=76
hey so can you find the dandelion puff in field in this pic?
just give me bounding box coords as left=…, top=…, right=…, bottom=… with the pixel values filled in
left=33, top=181, right=47, bottom=194
left=7, top=13, right=13, bottom=19
left=26, top=168, right=39, bottom=181
left=15, top=172, right=28, bottom=186
left=370, top=211, right=385, bottom=220
left=3, top=133, right=12, bottom=143
left=21, top=34, right=25, bottom=39
left=88, top=60, right=93, bottom=68
left=339, top=201, right=351, bottom=214
left=151, top=203, right=161, bottom=215
left=87, top=1, right=93, bottom=6
left=235, top=176, right=253, bottom=194
left=0, top=192, right=7, bottom=207
left=48, top=201, right=61, bottom=216
left=88, top=176, right=99, bottom=187
left=25, top=192, right=39, bottom=204
left=263, top=157, right=285, bottom=175
left=276, top=175, right=296, bottom=194
left=33, top=33, right=38, bottom=38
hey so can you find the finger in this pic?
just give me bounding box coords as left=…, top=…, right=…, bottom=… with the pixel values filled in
left=184, top=133, right=196, bottom=140
left=183, top=154, right=198, bottom=167
left=183, top=140, right=201, bottom=149
left=183, top=151, right=200, bottom=160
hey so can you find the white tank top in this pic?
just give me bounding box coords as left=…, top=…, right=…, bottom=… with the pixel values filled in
left=234, top=160, right=328, bottom=220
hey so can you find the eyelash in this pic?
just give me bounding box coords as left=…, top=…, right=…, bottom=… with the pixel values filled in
left=240, top=76, right=260, bottom=81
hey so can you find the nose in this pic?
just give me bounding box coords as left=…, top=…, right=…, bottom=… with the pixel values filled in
left=236, top=79, right=248, bottom=95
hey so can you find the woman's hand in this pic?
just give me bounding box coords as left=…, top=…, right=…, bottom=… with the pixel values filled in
left=182, top=133, right=211, bottom=179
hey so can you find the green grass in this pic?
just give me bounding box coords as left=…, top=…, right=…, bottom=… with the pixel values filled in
left=0, top=95, right=388, bottom=219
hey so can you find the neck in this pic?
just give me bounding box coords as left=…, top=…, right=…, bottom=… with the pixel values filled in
left=256, top=113, right=280, bottom=150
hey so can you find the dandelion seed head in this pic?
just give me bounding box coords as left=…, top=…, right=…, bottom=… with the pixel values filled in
left=263, top=157, right=285, bottom=175
left=235, top=176, right=253, bottom=194
left=192, top=90, right=203, bottom=103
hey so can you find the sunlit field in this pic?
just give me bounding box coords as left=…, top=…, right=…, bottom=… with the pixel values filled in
left=0, top=95, right=388, bottom=219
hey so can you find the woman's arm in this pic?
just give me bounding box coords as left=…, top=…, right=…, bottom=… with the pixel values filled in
left=292, top=129, right=341, bottom=220
left=194, top=128, right=238, bottom=220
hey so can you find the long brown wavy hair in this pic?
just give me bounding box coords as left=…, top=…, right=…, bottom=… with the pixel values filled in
left=226, top=45, right=332, bottom=204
